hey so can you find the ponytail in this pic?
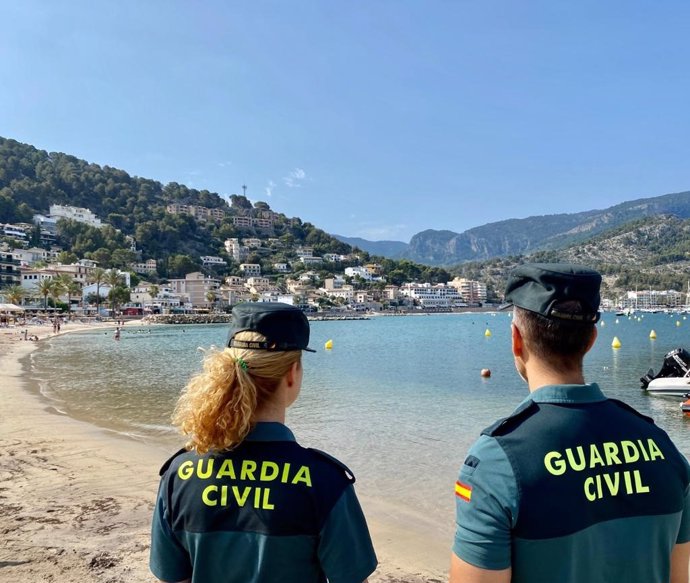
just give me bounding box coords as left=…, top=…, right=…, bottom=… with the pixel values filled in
left=172, top=331, right=301, bottom=454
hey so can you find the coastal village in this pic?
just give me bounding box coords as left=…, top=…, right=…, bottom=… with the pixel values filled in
left=0, top=203, right=491, bottom=317
left=3, top=203, right=690, bottom=317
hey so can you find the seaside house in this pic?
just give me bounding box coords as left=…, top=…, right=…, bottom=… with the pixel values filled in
left=21, top=264, right=93, bottom=294
left=167, top=272, right=221, bottom=308
left=400, top=282, right=464, bottom=309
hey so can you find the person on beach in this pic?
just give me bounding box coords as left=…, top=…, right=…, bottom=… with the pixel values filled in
left=450, top=263, right=690, bottom=583
left=150, top=302, right=377, bottom=583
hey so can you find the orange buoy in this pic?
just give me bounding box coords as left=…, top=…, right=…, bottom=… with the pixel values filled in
left=480, top=368, right=491, bottom=378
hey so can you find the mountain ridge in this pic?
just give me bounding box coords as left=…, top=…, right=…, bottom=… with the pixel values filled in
left=337, top=190, right=690, bottom=266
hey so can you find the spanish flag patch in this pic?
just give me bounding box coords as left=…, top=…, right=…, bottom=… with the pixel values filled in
left=455, top=480, right=472, bottom=502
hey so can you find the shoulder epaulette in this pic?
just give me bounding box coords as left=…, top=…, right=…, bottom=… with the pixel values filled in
left=308, top=448, right=356, bottom=484
left=481, top=400, right=539, bottom=437
left=159, top=447, right=189, bottom=476
left=608, top=398, right=656, bottom=425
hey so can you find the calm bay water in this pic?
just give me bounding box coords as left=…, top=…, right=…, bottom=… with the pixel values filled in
left=29, top=312, right=690, bottom=528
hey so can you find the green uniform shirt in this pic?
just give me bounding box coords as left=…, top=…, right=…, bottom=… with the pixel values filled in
left=454, top=383, right=690, bottom=583
left=151, top=422, right=377, bottom=583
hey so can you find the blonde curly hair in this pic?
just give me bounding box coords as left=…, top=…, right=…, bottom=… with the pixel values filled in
left=172, top=331, right=302, bottom=454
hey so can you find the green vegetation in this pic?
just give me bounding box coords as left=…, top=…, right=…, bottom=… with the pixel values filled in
left=0, top=136, right=448, bottom=286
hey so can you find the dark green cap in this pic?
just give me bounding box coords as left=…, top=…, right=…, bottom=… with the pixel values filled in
left=227, top=302, right=315, bottom=352
left=502, top=263, right=601, bottom=323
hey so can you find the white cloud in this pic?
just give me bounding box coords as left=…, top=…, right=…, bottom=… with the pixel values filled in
left=283, top=167, right=307, bottom=188
left=218, top=161, right=232, bottom=168
left=265, top=180, right=276, bottom=197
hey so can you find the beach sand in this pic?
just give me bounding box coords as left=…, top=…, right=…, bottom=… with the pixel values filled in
left=0, top=322, right=449, bottom=583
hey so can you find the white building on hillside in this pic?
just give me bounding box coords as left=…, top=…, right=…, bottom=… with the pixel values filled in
left=13, top=247, right=50, bottom=266
left=49, top=204, right=102, bottom=228
left=345, top=266, right=384, bottom=281
left=132, top=259, right=158, bottom=275
left=240, top=264, right=261, bottom=276
left=2, top=223, right=30, bottom=244
left=32, top=214, right=58, bottom=235
left=201, top=256, right=227, bottom=267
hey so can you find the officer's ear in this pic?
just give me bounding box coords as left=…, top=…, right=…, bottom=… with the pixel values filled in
left=285, top=361, right=300, bottom=388
left=511, top=322, right=524, bottom=359
left=584, top=325, right=598, bottom=354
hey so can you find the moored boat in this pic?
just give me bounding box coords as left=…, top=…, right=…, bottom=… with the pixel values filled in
left=640, top=348, right=690, bottom=396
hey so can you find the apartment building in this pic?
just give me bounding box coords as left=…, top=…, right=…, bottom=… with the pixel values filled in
left=167, top=272, right=221, bottom=308
left=239, top=264, right=261, bottom=276
left=0, top=251, right=21, bottom=287
left=400, top=283, right=464, bottom=308
left=166, top=204, right=225, bottom=222
left=449, top=278, right=487, bottom=303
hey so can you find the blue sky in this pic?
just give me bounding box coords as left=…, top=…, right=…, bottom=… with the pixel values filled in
left=2, top=2, right=690, bottom=242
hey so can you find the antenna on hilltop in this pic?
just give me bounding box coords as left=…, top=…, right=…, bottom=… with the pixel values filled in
left=242, top=184, right=247, bottom=197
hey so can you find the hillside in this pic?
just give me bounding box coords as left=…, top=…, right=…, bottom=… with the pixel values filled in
left=451, top=215, right=690, bottom=298
left=403, top=191, right=690, bottom=265
left=0, top=136, right=351, bottom=273
left=0, top=136, right=453, bottom=286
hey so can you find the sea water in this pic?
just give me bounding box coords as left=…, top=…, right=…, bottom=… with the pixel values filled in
left=28, top=312, right=690, bottom=528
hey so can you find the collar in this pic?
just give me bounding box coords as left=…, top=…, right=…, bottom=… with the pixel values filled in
left=245, top=422, right=296, bottom=442
left=522, top=383, right=607, bottom=405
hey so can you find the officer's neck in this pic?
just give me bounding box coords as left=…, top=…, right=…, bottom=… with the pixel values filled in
left=525, top=359, right=586, bottom=392
left=254, top=405, right=286, bottom=424
left=253, top=381, right=289, bottom=424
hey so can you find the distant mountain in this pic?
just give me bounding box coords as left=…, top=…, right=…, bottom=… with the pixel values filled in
left=404, top=190, right=690, bottom=265
left=332, top=234, right=408, bottom=258
left=451, top=214, right=690, bottom=297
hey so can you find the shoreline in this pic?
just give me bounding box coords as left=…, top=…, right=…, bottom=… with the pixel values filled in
left=0, top=323, right=448, bottom=582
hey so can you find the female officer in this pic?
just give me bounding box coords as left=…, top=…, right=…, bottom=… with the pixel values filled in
left=150, top=302, right=377, bottom=583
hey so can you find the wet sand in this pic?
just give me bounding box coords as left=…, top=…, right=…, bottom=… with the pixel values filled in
left=0, top=322, right=448, bottom=582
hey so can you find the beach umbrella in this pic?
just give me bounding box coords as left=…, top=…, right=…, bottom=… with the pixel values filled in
left=0, top=303, right=25, bottom=312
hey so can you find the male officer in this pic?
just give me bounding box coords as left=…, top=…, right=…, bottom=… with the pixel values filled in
left=450, top=263, right=690, bottom=583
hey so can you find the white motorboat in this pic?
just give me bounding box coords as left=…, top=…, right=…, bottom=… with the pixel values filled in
left=641, top=348, right=690, bottom=396
left=645, top=377, right=690, bottom=397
